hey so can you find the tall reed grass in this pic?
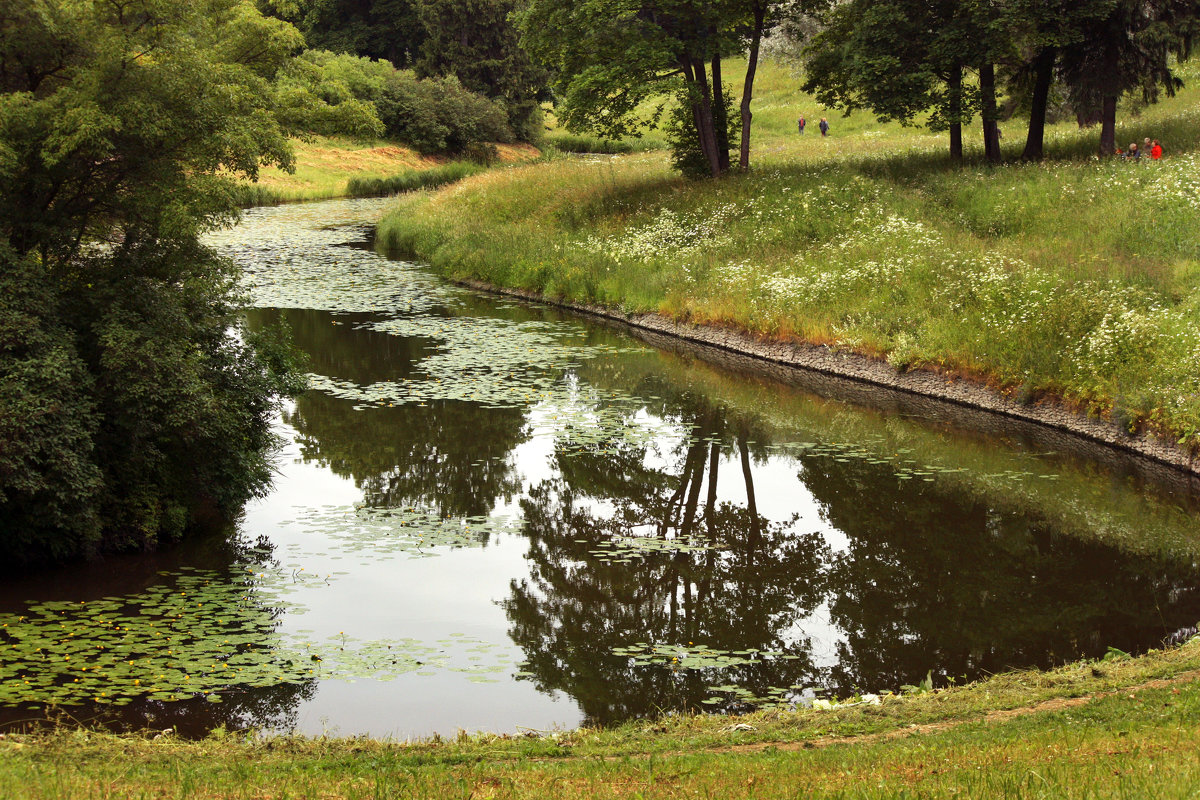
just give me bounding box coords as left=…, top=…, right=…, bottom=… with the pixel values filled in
left=346, top=161, right=485, bottom=198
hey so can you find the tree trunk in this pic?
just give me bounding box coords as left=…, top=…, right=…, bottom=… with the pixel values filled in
left=711, top=54, right=731, bottom=173
left=948, top=65, right=963, bottom=162
left=1021, top=47, right=1055, bottom=161
left=980, top=61, right=1000, bottom=163
left=739, top=436, right=760, bottom=555
left=1100, top=95, right=1117, bottom=155
left=680, top=435, right=706, bottom=536
left=704, top=441, right=720, bottom=530
left=739, top=3, right=766, bottom=171
left=686, top=58, right=723, bottom=177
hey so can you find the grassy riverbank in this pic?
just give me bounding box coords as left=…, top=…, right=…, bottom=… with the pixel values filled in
left=3, top=641, right=1199, bottom=798
left=240, top=136, right=540, bottom=203
left=376, top=59, right=1200, bottom=452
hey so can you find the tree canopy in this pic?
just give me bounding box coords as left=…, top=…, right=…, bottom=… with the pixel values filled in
left=517, top=0, right=801, bottom=177
left=0, top=0, right=306, bottom=566
left=800, top=0, right=1198, bottom=161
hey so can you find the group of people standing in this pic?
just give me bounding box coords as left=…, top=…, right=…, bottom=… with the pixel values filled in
left=1118, top=137, right=1164, bottom=160
left=797, top=115, right=829, bottom=136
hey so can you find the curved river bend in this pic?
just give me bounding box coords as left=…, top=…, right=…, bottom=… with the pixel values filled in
left=3, top=198, right=1199, bottom=738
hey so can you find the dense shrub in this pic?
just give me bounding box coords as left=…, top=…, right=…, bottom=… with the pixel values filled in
left=273, top=50, right=387, bottom=139
left=463, top=141, right=501, bottom=165
left=275, top=50, right=517, bottom=155
left=665, top=84, right=740, bottom=179
left=376, top=71, right=513, bottom=153
left=0, top=251, right=102, bottom=565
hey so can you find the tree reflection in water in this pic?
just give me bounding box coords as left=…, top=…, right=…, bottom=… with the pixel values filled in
left=802, top=452, right=1200, bottom=696
left=250, top=308, right=527, bottom=520
left=247, top=305, right=1200, bottom=727
left=506, top=379, right=1200, bottom=724
left=507, top=394, right=829, bottom=726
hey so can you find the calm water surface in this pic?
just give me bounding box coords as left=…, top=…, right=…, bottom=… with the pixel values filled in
left=3, top=197, right=1199, bottom=738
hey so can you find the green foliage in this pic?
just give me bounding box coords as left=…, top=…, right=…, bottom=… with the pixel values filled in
left=0, top=0, right=305, bottom=566
left=376, top=72, right=513, bottom=153
left=543, top=133, right=639, bottom=154
left=345, top=161, right=485, bottom=197
left=413, top=0, right=549, bottom=140
left=273, top=50, right=389, bottom=139
left=267, top=0, right=426, bottom=68
left=272, top=50, right=514, bottom=153
left=0, top=250, right=101, bottom=565
left=666, top=84, right=740, bottom=179
left=516, top=0, right=784, bottom=175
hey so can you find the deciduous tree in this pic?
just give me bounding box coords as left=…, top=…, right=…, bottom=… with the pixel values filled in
left=0, top=0, right=305, bottom=566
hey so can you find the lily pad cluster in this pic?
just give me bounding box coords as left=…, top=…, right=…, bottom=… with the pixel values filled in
left=206, top=198, right=457, bottom=316
left=773, top=440, right=1058, bottom=485
left=583, top=534, right=715, bottom=564
left=284, top=632, right=517, bottom=684
left=700, top=684, right=808, bottom=709
left=0, top=567, right=527, bottom=708
left=306, top=314, right=647, bottom=409
left=0, top=570, right=305, bottom=707
left=611, top=642, right=803, bottom=671
left=275, top=505, right=515, bottom=559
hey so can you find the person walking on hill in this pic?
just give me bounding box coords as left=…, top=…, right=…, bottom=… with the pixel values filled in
left=819, top=117, right=829, bottom=136
left=798, top=115, right=806, bottom=134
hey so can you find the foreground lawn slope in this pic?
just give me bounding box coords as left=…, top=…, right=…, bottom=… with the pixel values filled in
left=377, top=59, right=1200, bottom=452
left=4, top=641, right=1200, bottom=798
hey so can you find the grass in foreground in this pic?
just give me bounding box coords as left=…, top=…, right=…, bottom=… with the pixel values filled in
left=376, top=59, right=1200, bottom=450
left=2, top=641, right=1199, bottom=798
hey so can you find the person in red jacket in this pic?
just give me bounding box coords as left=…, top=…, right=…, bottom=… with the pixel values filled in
left=1151, top=140, right=1163, bottom=160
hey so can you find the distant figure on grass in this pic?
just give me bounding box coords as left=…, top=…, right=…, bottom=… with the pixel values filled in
left=798, top=115, right=806, bottom=134
left=1151, top=139, right=1163, bottom=159
left=819, top=117, right=829, bottom=136
left=1126, top=142, right=1140, bottom=160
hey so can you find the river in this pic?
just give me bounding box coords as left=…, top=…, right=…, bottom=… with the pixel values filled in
left=2, top=197, right=1198, bottom=739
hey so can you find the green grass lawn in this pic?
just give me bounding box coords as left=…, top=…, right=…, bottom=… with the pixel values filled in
left=376, top=58, right=1200, bottom=450
left=4, top=641, right=1200, bottom=798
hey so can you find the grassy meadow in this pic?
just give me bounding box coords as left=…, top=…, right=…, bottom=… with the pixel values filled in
left=240, top=136, right=540, bottom=203
left=377, top=58, right=1200, bottom=450
left=3, top=640, right=1200, bottom=798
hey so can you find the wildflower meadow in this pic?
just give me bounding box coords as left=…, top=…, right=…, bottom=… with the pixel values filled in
left=378, top=60, right=1200, bottom=449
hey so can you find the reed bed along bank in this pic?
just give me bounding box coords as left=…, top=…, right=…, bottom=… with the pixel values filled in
left=376, top=73, right=1200, bottom=452
left=345, top=160, right=485, bottom=198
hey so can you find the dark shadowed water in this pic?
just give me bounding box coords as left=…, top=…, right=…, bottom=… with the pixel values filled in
left=3, top=198, right=1199, bottom=739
